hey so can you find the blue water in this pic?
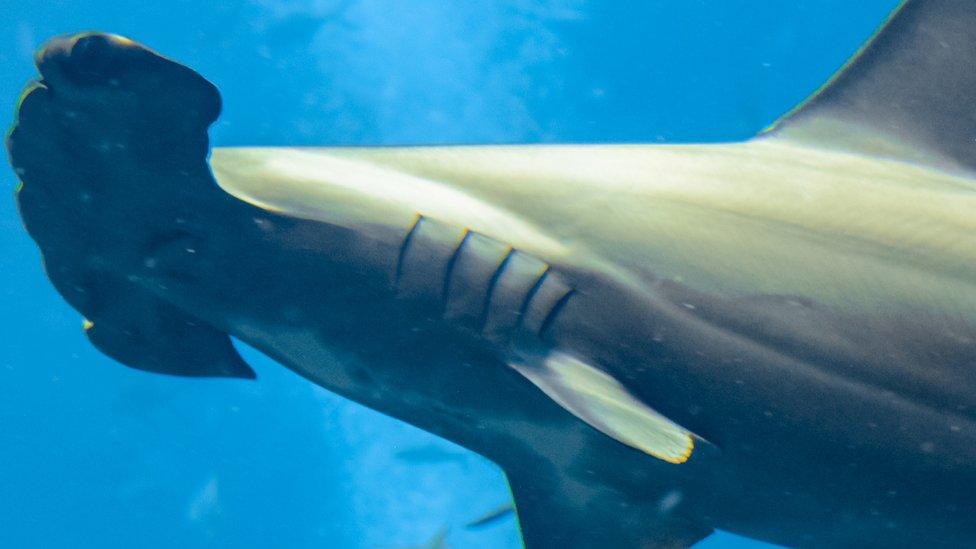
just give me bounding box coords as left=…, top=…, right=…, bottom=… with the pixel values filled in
left=0, top=1, right=901, bottom=547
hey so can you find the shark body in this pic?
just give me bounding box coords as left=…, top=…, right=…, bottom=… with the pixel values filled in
left=7, top=0, right=976, bottom=547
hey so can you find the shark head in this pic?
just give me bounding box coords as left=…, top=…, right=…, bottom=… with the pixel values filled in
left=8, top=34, right=259, bottom=379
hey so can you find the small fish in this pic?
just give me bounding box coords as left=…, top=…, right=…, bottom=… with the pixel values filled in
left=465, top=503, right=515, bottom=529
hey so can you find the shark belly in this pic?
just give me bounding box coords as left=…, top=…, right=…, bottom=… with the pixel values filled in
left=185, top=170, right=976, bottom=546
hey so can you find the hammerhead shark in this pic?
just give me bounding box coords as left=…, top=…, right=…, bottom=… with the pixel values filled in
left=7, top=0, right=976, bottom=546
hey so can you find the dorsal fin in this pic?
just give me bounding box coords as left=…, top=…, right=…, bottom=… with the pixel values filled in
left=762, top=0, right=976, bottom=175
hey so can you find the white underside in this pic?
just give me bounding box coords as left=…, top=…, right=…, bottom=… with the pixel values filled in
left=208, top=138, right=976, bottom=465
left=210, top=139, right=976, bottom=322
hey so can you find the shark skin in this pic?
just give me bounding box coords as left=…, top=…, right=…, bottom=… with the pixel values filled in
left=6, top=0, right=976, bottom=547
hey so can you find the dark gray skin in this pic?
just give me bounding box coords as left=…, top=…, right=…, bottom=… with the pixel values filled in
left=8, top=33, right=976, bottom=548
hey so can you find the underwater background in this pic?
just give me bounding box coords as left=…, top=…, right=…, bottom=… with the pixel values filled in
left=0, top=1, right=901, bottom=547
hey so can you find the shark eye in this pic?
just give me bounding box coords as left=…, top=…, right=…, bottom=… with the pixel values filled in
left=141, top=229, right=204, bottom=273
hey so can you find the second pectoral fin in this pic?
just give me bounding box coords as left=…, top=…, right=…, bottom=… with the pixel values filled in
left=510, top=352, right=695, bottom=464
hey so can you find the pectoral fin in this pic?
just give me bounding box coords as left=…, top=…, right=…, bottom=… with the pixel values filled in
left=509, top=352, right=694, bottom=464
